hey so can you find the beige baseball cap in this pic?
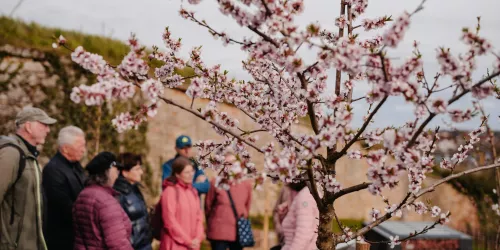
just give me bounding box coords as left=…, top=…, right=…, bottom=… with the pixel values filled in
left=15, top=107, right=57, bottom=126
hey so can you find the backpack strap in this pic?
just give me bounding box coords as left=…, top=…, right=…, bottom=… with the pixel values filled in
left=0, top=142, right=27, bottom=247
left=0, top=143, right=27, bottom=224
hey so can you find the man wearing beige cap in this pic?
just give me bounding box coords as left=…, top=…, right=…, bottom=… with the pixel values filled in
left=0, top=106, right=56, bottom=250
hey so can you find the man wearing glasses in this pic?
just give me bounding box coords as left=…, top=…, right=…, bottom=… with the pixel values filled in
left=161, top=135, right=209, bottom=197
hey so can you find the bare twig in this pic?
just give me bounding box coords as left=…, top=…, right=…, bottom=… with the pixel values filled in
left=190, top=96, right=195, bottom=109
left=355, top=162, right=500, bottom=238
left=184, top=12, right=249, bottom=46
left=406, top=70, right=500, bottom=149
left=9, top=0, right=25, bottom=17
left=334, top=1, right=347, bottom=96
left=248, top=26, right=279, bottom=47
left=351, top=96, right=366, bottom=102
left=158, top=96, right=264, bottom=153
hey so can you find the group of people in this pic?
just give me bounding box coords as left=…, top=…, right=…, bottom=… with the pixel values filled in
left=0, top=106, right=262, bottom=250
left=1, top=106, right=321, bottom=250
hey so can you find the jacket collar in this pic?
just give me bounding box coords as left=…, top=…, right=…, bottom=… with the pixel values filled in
left=89, top=184, right=119, bottom=196
left=113, top=175, right=134, bottom=194
left=55, top=151, right=82, bottom=169
left=15, top=134, right=39, bottom=157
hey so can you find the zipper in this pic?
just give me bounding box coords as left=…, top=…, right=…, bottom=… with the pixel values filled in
left=34, top=161, right=48, bottom=250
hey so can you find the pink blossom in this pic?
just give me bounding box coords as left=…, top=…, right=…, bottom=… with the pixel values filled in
left=348, top=150, right=362, bottom=159
left=431, top=206, right=441, bottom=217
left=472, top=84, right=494, bottom=99
left=186, top=77, right=207, bottom=99
left=52, top=35, right=66, bottom=48
left=389, top=235, right=400, bottom=249
left=382, top=11, right=410, bottom=48
left=449, top=109, right=473, bottom=122
left=335, top=16, right=347, bottom=28
left=461, top=28, right=493, bottom=55
left=369, top=208, right=380, bottom=221
left=361, top=16, right=389, bottom=31
left=439, top=212, right=451, bottom=224
left=141, top=79, right=164, bottom=100
left=413, top=201, right=428, bottom=214
left=323, top=175, right=341, bottom=193
left=430, top=98, right=448, bottom=114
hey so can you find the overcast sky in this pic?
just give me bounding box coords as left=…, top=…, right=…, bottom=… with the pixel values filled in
left=2, top=0, right=500, bottom=130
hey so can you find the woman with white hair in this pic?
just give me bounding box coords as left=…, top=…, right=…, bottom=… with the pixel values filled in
left=43, top=125, right=87, bottom=250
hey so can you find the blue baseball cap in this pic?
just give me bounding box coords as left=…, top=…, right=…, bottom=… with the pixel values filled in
left=175, top=135, right=192, bottom=149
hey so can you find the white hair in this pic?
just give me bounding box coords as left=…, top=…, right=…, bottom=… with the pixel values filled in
left=57, top=126, right=84, bottom=147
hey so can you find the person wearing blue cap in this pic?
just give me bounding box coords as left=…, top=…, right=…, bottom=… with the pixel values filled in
left=161, top=135, right=209, bottom=196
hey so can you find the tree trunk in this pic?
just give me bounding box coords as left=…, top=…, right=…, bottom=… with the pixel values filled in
left=317, top=202, right=336, bottom=250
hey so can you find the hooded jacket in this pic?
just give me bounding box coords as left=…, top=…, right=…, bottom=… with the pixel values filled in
left=0, top=135, right=47, bottom=250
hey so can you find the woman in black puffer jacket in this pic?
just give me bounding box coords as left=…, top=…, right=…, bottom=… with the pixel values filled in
left=113, top=153, right=153, bottom=250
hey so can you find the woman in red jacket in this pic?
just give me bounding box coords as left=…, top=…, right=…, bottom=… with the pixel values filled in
left=72, top=151, right=133, bottom=250
left=204, top=153, right=253, bottom=250
left=160, top=156, right=204, bottom=250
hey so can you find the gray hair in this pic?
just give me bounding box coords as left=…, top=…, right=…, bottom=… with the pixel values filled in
left=57, top=126, right=85, bottom=147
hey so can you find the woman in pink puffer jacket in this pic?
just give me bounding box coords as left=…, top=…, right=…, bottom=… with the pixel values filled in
left=159, top=156, right=204, bottom=250
left=280, top=182, right=319, bottom=250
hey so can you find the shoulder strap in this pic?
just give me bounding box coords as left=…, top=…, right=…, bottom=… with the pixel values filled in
left=226, top=190, right=239, bottom=219
left=0, top=143, right=27, bottom=184
left=0, top=143, right=27, bottom=246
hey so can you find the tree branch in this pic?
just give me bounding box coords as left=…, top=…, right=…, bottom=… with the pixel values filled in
left=353, top=192, right=411, bottom=238
left=259, top=0, right=272, bottom=17
left=410, top=162, right=500, bottom=202
left=334, top=1, right=346, bottom=96
left=332, top=96, right=388, bottom=162
left=354, top=162, right=500, bottom=238
left=248, top=26, right=279, bottom=47
left=307, top=161, right=324, bottom=208
left=184, top=11, right=249, bottom=46
left=406, top=70, right=500, bottom=149
left=298, top=72, right=320, bottom=135
left=329, top=182, right=371, bottom=202
left=158, top=96, right=264, bottom=153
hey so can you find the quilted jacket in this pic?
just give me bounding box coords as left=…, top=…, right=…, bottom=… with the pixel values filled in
left=72, top=184, right=133, bottom=250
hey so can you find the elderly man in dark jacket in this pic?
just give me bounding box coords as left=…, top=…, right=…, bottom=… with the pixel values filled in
left=42, top=126, right=87, bottom=250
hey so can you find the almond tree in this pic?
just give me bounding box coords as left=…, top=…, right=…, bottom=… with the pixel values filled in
left=55, top=0, right=500, bottom=249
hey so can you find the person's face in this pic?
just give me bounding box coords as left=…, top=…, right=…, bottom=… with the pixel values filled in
left=122, top=163, right=143, bottom=184
left=61, top=136, right=86, bottom=162
left=175, top=164, right=195, bottom=184
left=107, top=164, right=120, bottom=186
left=176, top=146, right=193, bottom=158
left=25, top=121, right=51, bottom=146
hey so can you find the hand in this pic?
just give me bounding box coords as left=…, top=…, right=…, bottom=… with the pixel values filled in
left=191, top=239, right=200, bottom=249
left=195, top=175, right=207, bottom=183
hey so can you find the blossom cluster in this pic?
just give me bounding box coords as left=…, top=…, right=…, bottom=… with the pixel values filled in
left=440, top=126, right=486, bottom=170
